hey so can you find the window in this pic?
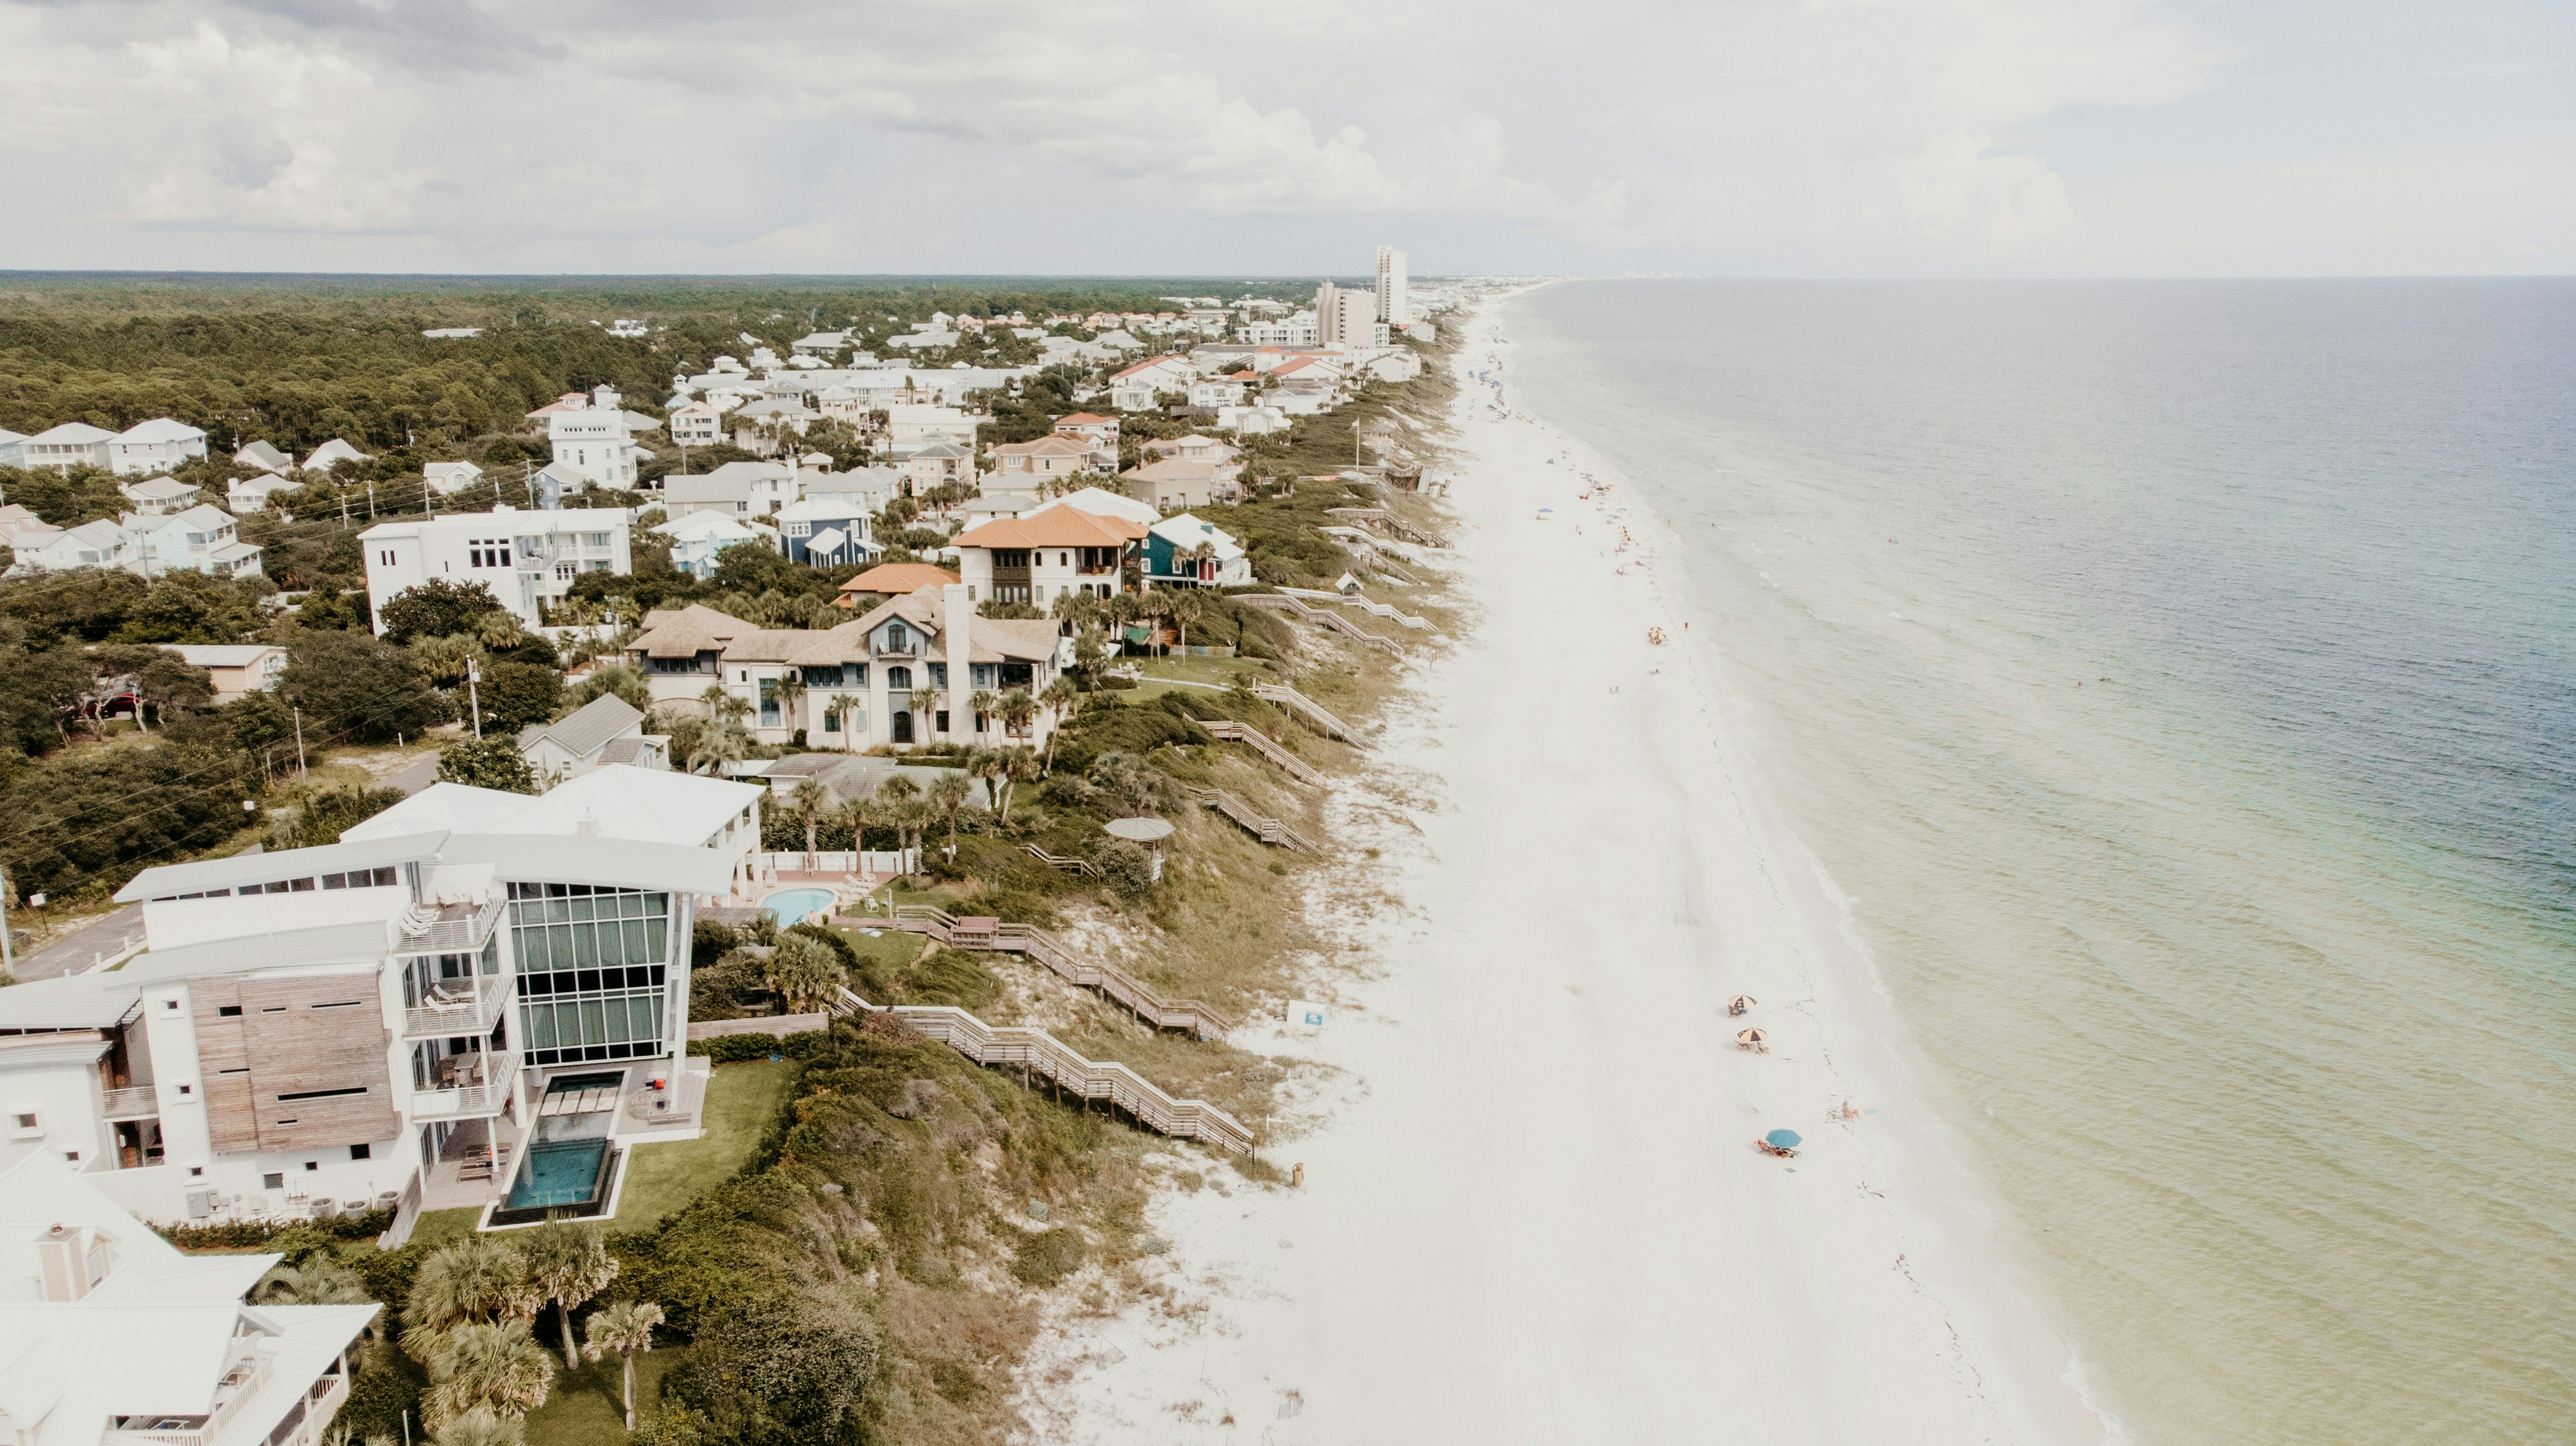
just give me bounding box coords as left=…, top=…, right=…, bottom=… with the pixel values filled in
left=508, top=884, right=675, bottom=1067
left=262, top=1172, right=284, bottom=1190
left=276, top=1086, right=369, bottom=1102
left=935, top=710, right=951, bottom=733
left=188, top=1165, right=205, bottom=1177
left=927, top=663, right=947, bottom=689
left=886, top=665, right=912, bottom=691
left=304, top=1160, right=321, bottom=1172
left=11, top=1111, right=37, bottom=1134
left=886, top=623, right=910, bottom=652
left=378, top=549, right=396, bottom=566
left=350, top=1144, right=371, bottom=1160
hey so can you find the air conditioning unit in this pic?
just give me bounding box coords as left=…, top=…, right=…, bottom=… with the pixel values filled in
left=185, top=1188, right=216, bottom=1219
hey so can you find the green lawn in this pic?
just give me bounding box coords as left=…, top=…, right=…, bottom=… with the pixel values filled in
left=524, top=1344, right=685, bottom=1446
left=611, top=1061, right=797, bottom=1230
left=407, top=1207, right=484, bottom=1250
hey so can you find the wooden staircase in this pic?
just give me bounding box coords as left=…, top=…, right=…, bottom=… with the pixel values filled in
left=1181, top=784, right=1324, bottom=853
left=829, top=985, right=1253, bottom=1153
left=1201, top=719, right=1326, bottom=785
left=1281, top=586, right=1430, bottom=631
left=1252, top=684, right=1368, bottom=747
left=888, top=905, right=1236, bottom=1038
left=1236, top=593, right=1404, bottom=657
left=1023, top=844, right=1101, bottom=878
left=1324, top=507, right=1443, bottom=548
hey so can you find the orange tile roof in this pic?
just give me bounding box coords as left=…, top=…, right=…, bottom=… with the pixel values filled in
left=1054, top=412, right=1116, bottom=425
left=953, top=509, right=1148, bottom=549
left=836, top=562, right=960, bottom=601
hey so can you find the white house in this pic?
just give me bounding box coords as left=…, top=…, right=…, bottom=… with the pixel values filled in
left=664, top=460, right=796, bottom=521
left=884, top=405, right=976, bottom=457
left=986, top=433, right=1115, bottom=488
left=1187, top=377, right=1249, bottom=409
left=517, top=694, right=664, bottom=785
left=117, top=477, right=203, bottom=517
left=123, top=505, right=262, bottom=579
left=650, top=509, right=773, bottom=579
left=15, top=423, right=115, bottom=472
left=1032, top=486, right=1161, bottom=530
left=106, top=418, right=211, bottom=477
left=300, top=439, right=370, bottom=474
left=7, top=520, right=131, bottom=574
left=360, top=505, right=633, bottom=633
left=668, top=400, right=726, bottom=449
left=547, top=386, right=654, bottom=489
left=226, top=473, right=302, bottom=513
left=424, top=461, right=485, bottom=495
left=235, top=440, right=293, bottom=474
left=1106, top=356, right=1194, bottom=412
left=0, top=768, right=757, bottom=1235
left=0, top=1153, right=377, bottom=1446
left=623, top=592, right=1074, bottom=750
left=951, top=505, right=1147, bottom=610
left=1215, top=404, right=1289, bottom=436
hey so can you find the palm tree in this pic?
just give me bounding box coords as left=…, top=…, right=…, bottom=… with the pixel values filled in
left=581, top=1300, right=666, bottom=1431
left=829, top=797, right=876, bottom=866
left=822, top=692, right=859, bottom=748
left=520, top=1221, right=619, bottom=1370
left=431, top=1410, right=526, bottom=1446
left=998, top=745, right=1041, bottom=824
left=255, top=1255, right=371, bottom=1307
left=1039, top=677, right=1080, bottom=772
left=771, top=670, right=808, bottom=734
left=875, top=775, right=920, bottom=874
left=766, top=934, right=845, bottom=1013
left=998, top=688, right=1039, bottom=743
left=968, top=688, right=1000, bottom=738
left=699, top=683, right=752, bottom=727
left=1166, top=588, right=1210, bottom=656
left=791, top=779, right=831, bottom=869
left=412, top=635, right=487, bottom=687
left=927, top=771, right=972, bottom=857
left=402, top=1237, right=538, bottom=1359
left=689, top=722, right=751, bottom=776
left=475, top=611, right=529, bottom=652
left=423, top=1320, right=554, bottom=1431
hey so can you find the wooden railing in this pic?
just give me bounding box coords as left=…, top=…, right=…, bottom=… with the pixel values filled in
left=890, top=906, right=1235, bottom=1037
left=828, top=984, right=1252, bottom=1153
left=1236, top=593, right=1404, bottom=657
left=1251, top=684, right=1367, bottom=746
left=100, top=1085, right=158, bottom=1120
left=1280, top=586, right=1430, bottom=630
left=1324, top=506, right=1443, bottom=547
left=1180, top=785, right=1323, bottom=853
left=1023, top=844, right=1102, bottom=878
left=1200, top=719, right=1325, bottom=784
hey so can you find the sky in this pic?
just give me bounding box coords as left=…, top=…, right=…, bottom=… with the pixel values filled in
left=1, top=0, right=2570, bottom=277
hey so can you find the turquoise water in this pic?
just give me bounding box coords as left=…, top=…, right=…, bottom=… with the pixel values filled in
left=1510, top=281, right=2576, bottom=1445
left=763, top=887, right=837, bottom=925
left=504, top=1138, right=608, bottom=1210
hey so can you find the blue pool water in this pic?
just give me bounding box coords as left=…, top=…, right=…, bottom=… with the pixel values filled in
left=503, top=1139, right=608, bottom=1211
left=763, top=887, right=837, bottom=925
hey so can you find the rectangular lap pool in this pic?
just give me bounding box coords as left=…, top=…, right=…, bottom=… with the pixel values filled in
left=489, top=1137, right=619, bottom=1225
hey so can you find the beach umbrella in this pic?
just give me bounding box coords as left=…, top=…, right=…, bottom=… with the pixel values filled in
left=1728, top=994, right=1756, bottom=1014
left=1765, top=1128, right=1802, bottom=1149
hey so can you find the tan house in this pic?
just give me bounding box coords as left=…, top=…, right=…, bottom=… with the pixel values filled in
left=987, top=433, right=1116, bottom=488
left=1121, top=458, right=1229, bottom=512
left=169, top=644, right=287, bottom=702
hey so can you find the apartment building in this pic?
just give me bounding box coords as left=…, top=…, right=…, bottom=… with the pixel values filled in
left=1375, top=244, right=1410, bottom=325
left=0, top=1153, right=376, bottom=1446
left=546, top=386, right=654, bottom=489
left=0, top=766, right=755, bottom=1234
left=359, top=505, right=633, bottom=633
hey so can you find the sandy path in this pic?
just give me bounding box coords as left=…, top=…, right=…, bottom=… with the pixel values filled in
left=1015, top=299, right=2111, bottom=1445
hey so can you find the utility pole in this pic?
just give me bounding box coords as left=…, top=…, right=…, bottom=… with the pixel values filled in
left=292, top=707, right=307, bottom=777
left=339, top=494, right=350, bottom=528
left=0, top=863, right=14, bottom=978
left=367, top=482, right=376, bottom=519
left=467, top=661, right=482, bottom=741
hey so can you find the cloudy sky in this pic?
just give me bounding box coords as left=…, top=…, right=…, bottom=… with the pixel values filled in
left=2, top=0, right=2569, bottom=277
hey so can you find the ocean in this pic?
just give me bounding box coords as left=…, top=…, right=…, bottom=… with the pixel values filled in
left=1508, top=279, right=2576, bottom=1444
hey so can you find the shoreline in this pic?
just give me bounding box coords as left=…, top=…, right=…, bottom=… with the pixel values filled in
left=1012, top=291, right=2113, bottom=1443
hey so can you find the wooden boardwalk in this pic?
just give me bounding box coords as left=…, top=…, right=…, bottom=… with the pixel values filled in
left=1280, top=586, right=1431, bottom=631
left=1237, top=593, right=1404, bottom=657
left=1201, top=719, right=1326, bottom=785
left=885, top=905, right=1237, bottom=1038
left=1181, top=785, right=1324, bottom=853
left=1252, top=684, right=1368, bottom=747
left=829, top=985, right=1253, bottom=1154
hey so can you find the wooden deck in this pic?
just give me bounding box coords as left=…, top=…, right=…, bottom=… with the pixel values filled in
left=883, top=905, right=1236, bottom=1037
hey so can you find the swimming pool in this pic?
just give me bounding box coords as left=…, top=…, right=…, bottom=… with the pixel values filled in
left=501, top=1138, right=610, bottom=1212
left=762, top=887, right=837, bottom=926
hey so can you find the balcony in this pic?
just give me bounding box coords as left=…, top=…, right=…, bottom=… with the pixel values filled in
left=410, top=1049, right=521, bottom=1120
left=101, top=1085, right=159, bottom=1120
left=402, top=974, right=517, bottom=1040
left=394, top=897, right=505, bottom=955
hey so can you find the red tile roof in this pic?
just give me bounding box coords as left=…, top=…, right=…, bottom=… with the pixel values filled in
left=836, top=562, right=960, bottom=602
left=953, top=509, right=1149, bottom=549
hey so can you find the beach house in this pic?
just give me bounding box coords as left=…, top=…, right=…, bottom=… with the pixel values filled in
left=116, top=476, right=203, bottom=517
left=123, top=505, right=263, bottom=579
left=663, top=460, right=796, bottom=521
left=517, top=694, right=665, bottom=785
left=424, top=461, right=485, bottom=496
left=1120, top=458, right=1227, bottom=512
left=988, top=433, right=1116, bottom=489
left=547, top=386, right=655, bottom=489
left=0, top=1153, right=378, bottom=1446
left=774, top=495, right=878, bottom=567
left=622, top=591, right=1072, bottom=750
left=299, top=440, right=370, bottom=474
left=652, top=509, right=774, bottom=579
left=16, top=423, right=116, bottom=472
left=0, top=765, right=758, bottom=1234
left=1143, top=513, right=1252, bottom=589
left=106, top=419, right=211, bottom=476
left=169, top=645, right=288, bottom=703
left=951, top=506, right=1147, bottom=608
left=360, top=506, right=633, bottom=633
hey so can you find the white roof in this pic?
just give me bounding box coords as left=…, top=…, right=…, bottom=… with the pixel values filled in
left=168, top=645, right=282, bottom=668
left=652, top=510, right=767, bottom=544
left=1033, top=486, right=1159, bottom=527
left=302, top=439, right=370, bottom=470
left=776, top=496, right=867, bottom=521
left=28, top=423, right=114, bottom=446
left=1150, top=512, right=1246, bottom=560
left=349, top=767, right=761, bottom=852
left=122, top=477, right=199, bottom=500
left=424, top=460, right=482, bottom=477
left=0, top=1154, right=276, bottom=1308
left=114, top=418, right=206, bottom=444
left=359, top=505, right=629, bottom=542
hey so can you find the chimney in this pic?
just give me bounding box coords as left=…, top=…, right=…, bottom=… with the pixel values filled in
left=576, top=808, right=600, bottom=837
left=943, top=582, right=973, bottom=735
left=38, top=1224, right=88, bottom=1302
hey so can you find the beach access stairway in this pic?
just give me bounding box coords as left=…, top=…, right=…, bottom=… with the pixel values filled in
left=1252, top=684, right=1368, bottom=747
left=1201, top=719, right=1326, bottom=785
left=1181, top=784, right=1324, bottom=853
left=1280, top=586, right=1430, bottom=631
left=884, top=904, right=1236, bottom=1039
left=1023, top=844, right=1101, bottom=878
left=1238, top=593, right=1404, bottom=657
left=826, top=983, right=1253, bottom=1154
left=1325, top=507, right=1443, bottom=548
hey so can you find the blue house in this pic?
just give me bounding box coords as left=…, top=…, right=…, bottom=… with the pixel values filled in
left=777, top=496, right=879, bottom=567
left=1142, top=513, right=1250, bottom=588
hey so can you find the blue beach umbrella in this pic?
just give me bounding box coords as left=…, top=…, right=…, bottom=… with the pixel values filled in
left=1765, top=1129, right=1802, bottom=1149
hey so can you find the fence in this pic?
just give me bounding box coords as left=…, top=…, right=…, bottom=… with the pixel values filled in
left=757, top=849, right=918, bottom=875
left=687, top=1013, right=830, bottom=1040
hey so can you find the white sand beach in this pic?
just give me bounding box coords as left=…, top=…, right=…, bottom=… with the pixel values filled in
left=1014, top=295, right=2117, bottom=1445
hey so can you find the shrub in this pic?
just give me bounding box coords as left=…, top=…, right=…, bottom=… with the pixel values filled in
left=687, top=1034, right=780, bottom=1062
left=1011, top=1228, right=1085, bottom=1287
left=437, top=736, right=535, bottom=793
left=666, top=1302, right=879, bottom=1445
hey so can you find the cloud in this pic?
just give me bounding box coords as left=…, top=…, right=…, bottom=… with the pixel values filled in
left=0, top=0, right=2562, bottom=274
